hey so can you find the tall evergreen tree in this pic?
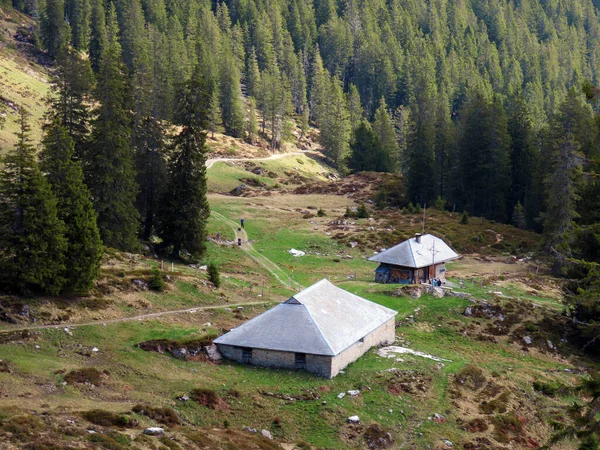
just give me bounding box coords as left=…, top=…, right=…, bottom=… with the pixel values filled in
left=48, top=49, right=94, bottom=159
left=543, top=89, right=592, bottom=274
left=319, top=75, right=350, bottom=166
left=40, top=0, right=69, bottom=58
left=40, top=120, right=102, bottom=293
left=219, top=51, right=245, bottom=138
left=347, top=119, right=382, bottom=172
left=0, top=111, right=67, bottom=295
left=86, top=4, right=139, bottom=250
left=157, top=67, right=210, bottom=260
left=372, top=97, right=399, bottom=172
left=88, top=0, right=107, bottom=72
left=66, top=0, right=90, bottom=51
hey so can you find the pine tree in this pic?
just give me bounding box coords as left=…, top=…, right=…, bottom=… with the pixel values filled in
left=67, top=0, right=90, bottom=51
left=208, top=87, right=223, bottom=139
left=86, top=4, right=139, bottom=251
left=246, top=96, right=259, bottom=144
left=40, top=0, right=69, bottom=58
left=40, top=120, right=102, bottom=293
left=246, top=48, right=261, bottom=99
left=320, top=75, right=350, bottom=167
left=219, top=51, right=245, bottom=138
left=88, top=0, right=106, bottom=72
left=346, top=84, right=363, bottom=135
left=309, top=47, right=327, bottom=125
left=347, top=119, right=381, bottom=172
left=373, top=97, right=399, bottom=172
left=157, top=67, right=210, bottom=260
left=0, top=111, right=67, bottom=295
left=48, top=49, right=94, bottom=159
left=512, top=201, right=526, bottom=229
left=543, top=90, right=591, bottom=274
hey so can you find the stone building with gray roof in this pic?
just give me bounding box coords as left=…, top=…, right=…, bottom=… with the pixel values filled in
left=368, top=233, right=459, bottom=284
left=213, top=279, right=397, bottom=378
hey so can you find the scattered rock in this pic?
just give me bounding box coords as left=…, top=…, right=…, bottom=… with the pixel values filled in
left=350, top=241, right=358, bottom=248
left=244, top=427, right=257, bottom=433
left=143, top=427, right=165, bottom=436
left=205, top=344, right=223, bottom=362
left=443, top=440, right=453, bottom=447
left=337, top=392, right=346, bottom=399
left=63, top=328, right=73, bottom=337
left=91, top=347, right=99, bottom=353
left=231, top=184, right=247, bottom=196
left=347, top=416, right=360, bottom=424
left=523, top=336, right=533, bottom=345
left=261, top=429, right=272, bottom=439
left=433, top=413, right=447, bottom=424
left=132, top=279, right=149, bottom=290
left=431, top=287, right=445, bottom=298
left=177, top=394, right=190, bottom=402
left=347, top=390, right=360, bottom=396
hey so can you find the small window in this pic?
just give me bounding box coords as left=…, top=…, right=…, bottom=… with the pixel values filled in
left=295, top=353, right=306, bottom=369
left=242, top=347, right=252, bottom=364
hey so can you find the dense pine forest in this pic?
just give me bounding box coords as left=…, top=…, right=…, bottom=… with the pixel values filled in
left=1, top=0, right=600, bottom=351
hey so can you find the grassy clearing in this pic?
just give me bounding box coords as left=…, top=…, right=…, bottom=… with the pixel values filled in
left=0, top=54, right=49, bottom=150
left=207, top=153, right=333, bottom=194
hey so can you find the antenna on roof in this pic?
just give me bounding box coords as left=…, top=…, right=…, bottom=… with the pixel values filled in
left=422, top=203, right=426, bottom=235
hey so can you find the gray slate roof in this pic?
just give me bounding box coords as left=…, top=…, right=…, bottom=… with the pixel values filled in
left=368, top=234, right=459, bottom=269
left=213, top=279, right=397, bottom=356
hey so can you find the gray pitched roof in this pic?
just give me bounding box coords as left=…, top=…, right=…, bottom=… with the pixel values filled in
left=368, top=234, right=459, bottom=269
left=213, top=279, right=397, bottom=356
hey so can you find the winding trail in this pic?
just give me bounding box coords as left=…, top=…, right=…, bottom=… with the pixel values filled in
left=206, top=151, right=305, bottom=169
left=0, top=301, right=273, bottom=333
left=211, top=211, right=304, bottom=290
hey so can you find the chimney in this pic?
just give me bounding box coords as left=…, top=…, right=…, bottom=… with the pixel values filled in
left=415, top=233, right=422, bottom=244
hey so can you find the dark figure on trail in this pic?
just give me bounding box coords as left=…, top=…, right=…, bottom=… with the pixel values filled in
left=240, top=218, right=245, bottom=229
left=216, top=232, right=221, bottom=241
left=238, top=238, right=242, bottom=246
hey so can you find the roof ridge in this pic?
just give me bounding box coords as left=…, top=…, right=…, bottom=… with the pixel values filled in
left=294, top=278, right=329, bottom=303
left=303, top=304, right=336, bottom=355
left=408, top=238, right=417, bottom=267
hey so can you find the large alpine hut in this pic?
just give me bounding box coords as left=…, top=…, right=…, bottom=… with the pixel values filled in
left=214, top=279, right=396, bottom=378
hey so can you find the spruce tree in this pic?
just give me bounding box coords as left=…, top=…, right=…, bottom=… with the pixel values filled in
left=67, top=0, right=90, bottom=51
left=208, top=88, right=223, bottom=139
left=40, top=120, right=102, bottom=293
left=219, top=51, right=245, bottom=138
left=309, top=47, right=327, bottom=125
left=373, top=97, right=399, bottom=172
left=86, top=4, right=139, bottom=251
left=246, top=96, right=259, bottom=144
left=319, top=75, right=350, bottom=167
left=48, top=49, right=94, bottom=159
left=0, top=111, right=67, bottom=295
left=157, top=67, right=210, bottom=260
left=41, top=0, right=69, bottom=58
left=88, top=0, right=106, bottom=72
left=347, top=84, right=363, bottom=135
left=347, top=120, right=381, bottom=173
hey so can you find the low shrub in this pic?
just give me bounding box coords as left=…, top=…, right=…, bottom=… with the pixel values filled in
left=131, top=404, right=181, bottom=426
left=82, top=409, right=137, bottom=428
left=317, top=208, right=326, bottom=217
left=64, top=368, right=104, bottom=385
left=190, top=389, right=219, bottom=409
left=207, top=263, right=221, bottom=288
left=533, top=381, right=560, bottom=396
left=149, top=268, right=166, bottom=291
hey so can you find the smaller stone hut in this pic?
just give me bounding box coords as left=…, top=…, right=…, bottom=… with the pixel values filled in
left=369, top=233, right=459, bottom=284
left=214, top=279, right=397, bottom=378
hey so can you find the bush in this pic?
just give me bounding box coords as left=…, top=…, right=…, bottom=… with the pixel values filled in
left=82, top=410, right=137, bottom=428
left=132, top=404, right=181, bottom=426
left=317, top=208, right=326, bottom=217
left=533, top=381, right=559, bottom=396
left=357, top=203, right=369, bottom=219
left=207, top=263, right=221, bottom=288
left=460, top=210, right=469, bottom=224
left=190, top=389, right=220, bottom=408
left=64, top=368, right=104, bottom=385
left=149, top=268, right=166, bottom=291
left=434, top=196, right=446, bottom=210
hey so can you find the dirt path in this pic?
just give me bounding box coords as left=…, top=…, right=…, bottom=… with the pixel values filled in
left=0, top=301, right=273, bottom=333
left=206, top=151, right=305, bottom=170
left=211, top=211, right=304, bottom=290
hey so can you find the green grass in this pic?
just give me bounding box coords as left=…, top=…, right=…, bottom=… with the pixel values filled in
left=0, top=56, right=49, bottom=150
